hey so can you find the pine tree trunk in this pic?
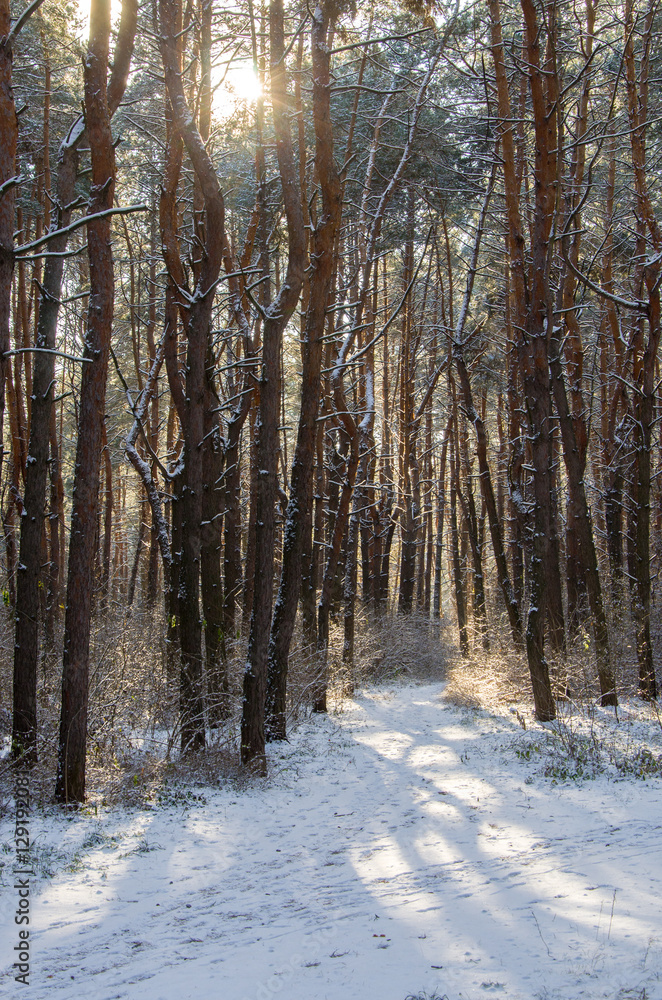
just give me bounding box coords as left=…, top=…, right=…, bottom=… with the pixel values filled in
left=55, top=0, right=116, bottom=801
left=44, top=402, right=64, bottom=649
left=489, top=0, right=556, bottom=720
left=433, top=422, right=450, bottom=620
left=160, top=0, right=226, bottom=751
left=222, top=410, right=245, bottom=654
left=265, top=2, right=341, bottom=740
left=623, top=1, right=660, bottom=700
left=0, top=0, right=17, bottom=505
left=549, top=327, right=617, bottom=705
left=100, top=424, right=113, bottom=607
left=449, top=424, right=469, bottom=656
left=13, top=0, right=137, bottom=768
left=241, top=0, right=306, bottom=769
left=202, top=373, right=229, bottom=725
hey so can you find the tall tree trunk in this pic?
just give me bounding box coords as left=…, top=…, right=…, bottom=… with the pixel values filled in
left=0, top=0, right=17, bottom=499
left=433, top=421, right=450, bottom=620
left=489, top=0, right=556, bottom=719
left=160, top=0, right=226, bottom=751
left=633, top=269, right=660, bottom=701
left=457, top=412, right=489, bottom=649
left=222, top=403, right=248, bottom=656
left=505, top=271, right=524, bottom=609
left=546, top=428, right=566, bottom=657
left=342, top=497, right=360, bottom=676
left=265, top=1, right=341, bottom=741
left=623, top=0, right=660, bottom=700
left=44, top=402, right=64, bottom=650
left=12, top=0, right=137, bottom=766
left=2, top=0, right=20, bottom=747
left=145, top=210, right=160, bottom=604
left=397, top=192, right=417, bottom=613
left=242, top=404, right=258, bottom=629
left=160, top=88, right=185, bottom=673
left=600, top=139, right=625, bottom=598
left=100, top=423, right=113, bottom=606
left=241, top=0, right=306, bottom=769
left=55, top=0, right=117, bottom=802
left=202, top=370, right=228, bottom=725
left=549, top=328, right=617, bottom=704
left=301, top=418, right=325, bottom=648
left=449, top=421, right=469, bottom=656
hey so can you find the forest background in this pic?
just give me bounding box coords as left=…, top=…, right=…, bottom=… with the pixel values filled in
left=1, top=0, right=661, bottom=805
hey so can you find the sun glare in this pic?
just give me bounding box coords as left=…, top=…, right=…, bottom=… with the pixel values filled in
left=76, top=0, right=123, bottom=42
left=212, top=60, right=263, bottom=120
left=77, top=3, right=261, bottom=122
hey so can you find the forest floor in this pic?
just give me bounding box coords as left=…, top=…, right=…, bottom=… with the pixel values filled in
left=1, top=677, right=662, bottom=1000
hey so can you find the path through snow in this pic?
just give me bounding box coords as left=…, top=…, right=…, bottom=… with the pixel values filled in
left=1, top=682, right=661, bottom=999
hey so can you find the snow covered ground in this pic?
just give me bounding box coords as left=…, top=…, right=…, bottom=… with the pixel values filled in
left=1, top=681, right=661, bottom=1000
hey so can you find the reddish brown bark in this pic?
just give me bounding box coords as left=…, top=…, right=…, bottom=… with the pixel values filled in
left=100, top=423, right=113, bottom=605
left=160, top=0, right=225, bottom=752
left=489, top=0, right=556, bottom=720
left=241, top=0, right=306, bottom=769
left=13, top=0, right=137, bottom=766
left=44, top=400, right=64, bottom=648
left=56, top=0, right=117, bottom=802
left=202, top=369, right=229, bottom=724
left=454, top=347, right=522, bottom=647
left=265, top=1, right=342, bottom=741
left=449, top=418, right=469, bottom=656
left=600, top=140, right=625, bottom=593
left=433, top=419, right=451, bottom=620
left=0, top=0, right=17, bottom=492
left=623, top=0, right=660, bottom=700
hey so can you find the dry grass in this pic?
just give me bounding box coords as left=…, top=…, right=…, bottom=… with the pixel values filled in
left=439, top=608, right=662, bottom=786
left=440, top=586, right=662, bottom=719
left=2, top=582, right=661, bottom=810
left=442, top=650, right=531, bottom=712
left=441, top=641, right=640, bottom=720
left=0, top=603, right=246, bottom=813
left=434, top=552, right=662, bottom=712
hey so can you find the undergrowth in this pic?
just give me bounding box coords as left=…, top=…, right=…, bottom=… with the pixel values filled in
left=441, top=615, right=662, bottom=785
left=512, top=708, right=662, bottom=783
left=404, top=993, right=449, bottom=1000
left=0, top=602, right=450, bottom=811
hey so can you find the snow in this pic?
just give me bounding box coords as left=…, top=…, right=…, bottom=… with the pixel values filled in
left=63, top=116, right=85, bottom=150
left=360, top=367, right=375, bottom=433
left=1, top=682, right=661, bottom=1000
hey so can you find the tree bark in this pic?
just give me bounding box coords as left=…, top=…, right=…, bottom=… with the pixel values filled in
left=623, top=0, right=660, bottom=700
left=160, top=0, right=226, bottom=751
left=202, top=368, right=229, bottom=724
left=241, top=0, right=306, bottom=769
left=2, top=1, right=20, bottom=747
left=0, top=0, right=17, bottom=501
left=12, top=0, right=137, bottom=766
left=55, top=0, right=117, bottom=802
left=433, top=420, right=450, bottom=620
left=549, top=327, right=617, bottom=704
left=449, top=420, right=469, bottom=657
left=265, top=1, right=341, bottom=741
left=489, top=0, right=556, bottom=719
